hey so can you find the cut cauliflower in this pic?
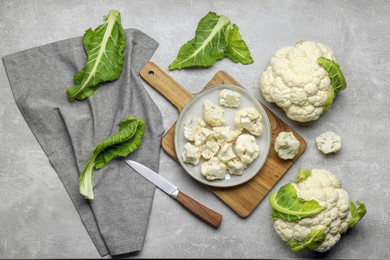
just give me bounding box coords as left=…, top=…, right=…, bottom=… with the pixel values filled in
left=181, top=143, right=201, bottom=165
left=220, top=89, right=241, bottom=108
left=201, top=157, right=226, bottom=181
left=235, top=134, right=260, bottom=164
left=260, top=41, right=347, bottom=122
left=234, top=107, right=263, bottom=136
left=213, top=126, right=242, bottom=146
left=217, top=143, right=237, bottom=163
left=200, top=139, right=220, bottom=159
left=184, top=117, right=206, bottom=141
left=193, top=127, right=214, bottom=147
left=226, top=158, right=247, bottom=176
left=274, top=132, right=300, bottom=160
left=270, top=169, right=366, bottom=253
left=316, top=131, right=342, bottom=154
left=203, top=100, right=225, bottom=127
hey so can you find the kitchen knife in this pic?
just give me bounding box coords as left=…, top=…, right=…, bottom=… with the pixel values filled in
left=125, top=160, right=222, bottom=228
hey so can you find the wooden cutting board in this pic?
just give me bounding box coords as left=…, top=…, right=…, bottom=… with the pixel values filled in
left=140, top=62, right=306, bottom=217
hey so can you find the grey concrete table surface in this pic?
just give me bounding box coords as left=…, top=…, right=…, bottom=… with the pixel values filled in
left=0, top=0, right=389, bottom=258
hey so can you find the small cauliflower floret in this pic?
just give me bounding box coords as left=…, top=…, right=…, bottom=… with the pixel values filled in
left=226, top=158, right=247, bottom=175
left=217, top=143, right=237, bottom=163
left=220, top=89, right=241, bottom=108
left=274, top=131, right=300, bottom=160
left=316, top=131, right=342, bottom=154
left=234, top=107, right=263, bottom=136
left=203, top=100, right=225, bottom=127
left=181, top=143, right=201, bottom=165
left=213, top=126, right=242, bottom=146
left=270, top=169, right=367, bottom=253
left=200, top=139, right=220, bottom=159
left=260, top=41, right=347, bottom=122
left=193, top=127, right=214, bottom=146
left=235, top=134, right=260, bottom=164
left=183, top=117, right=206, bottom=141
left=201, top=157, right=226, bottom=181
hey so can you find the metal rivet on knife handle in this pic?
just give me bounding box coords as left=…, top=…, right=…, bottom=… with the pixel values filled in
left=175, top=191, right=222, bottom=228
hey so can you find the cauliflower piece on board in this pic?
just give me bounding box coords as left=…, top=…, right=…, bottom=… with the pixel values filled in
left=213, top=126, right=242, bottom=146
left=217, top=143, right=237, bottom=163
left=274, top=131, right=300, bottom=160
left=270, top=169, right=366, bottom=253
left=235, top=134, right=260, bottom=164
left=316, top=131, right=342, bottom=154
left=193, top=127, right=214, bottom=146
left=181, top=143, right=201, bottom=165
left=226, top=158, right=247, bottom=176
left=260, top=41, right=347, bottom=122
left=220, top=89, right=241, bottom=108
left=203, top=100, right=225, bottom=127
left=184, top=117, right=206, bottom=141
left=201, top=157, right=226, bottom=181
left=234, top=107, right=263, bottom=136
left=200, top=139, right=220, bottom=159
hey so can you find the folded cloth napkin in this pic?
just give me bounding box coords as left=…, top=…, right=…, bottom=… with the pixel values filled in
left=3, top=29, right=164, bottom=256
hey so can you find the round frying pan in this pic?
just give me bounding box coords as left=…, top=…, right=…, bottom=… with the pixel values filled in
left=140, top=62, right=271, bottom=188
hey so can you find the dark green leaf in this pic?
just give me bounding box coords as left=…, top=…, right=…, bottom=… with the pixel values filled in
left=225, top=24, right=253, bottom=64
left=66, top=9, right=126, bottom=101
left=79, top=116, right=145, bottom=200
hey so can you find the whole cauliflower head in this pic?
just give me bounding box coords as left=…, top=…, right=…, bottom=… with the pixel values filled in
left=270, top=169, right=366, bottom=253
left=260, top=41, right=347, bottom=122
left=274, top=131, right=300, bottom=160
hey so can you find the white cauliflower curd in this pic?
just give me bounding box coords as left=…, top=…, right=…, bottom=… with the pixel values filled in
left=183, top=117, right=206, bottom=141
left=181, top=143, right=201, bottom=165
left=270, top=169, right=366, bottom=253
left=235, top=134, right=260, bottom=164
left=213, top=126, right=242, bottom=146
left=260, top=41, right=347, bottom=122
left=203, top=100, right=225, bottom=127
left=316, top=131, right=342, bottom=154
left=201, top=157, right=226, bottom=180
left=226, top=158, right=246, bottom=176
left=274, top=132, right=300, bottom=160
left=234, top=107, right=263, bottom=136
left=220, top=89, right=240, bottom=108
left=200, top=139, right=220, bottom=159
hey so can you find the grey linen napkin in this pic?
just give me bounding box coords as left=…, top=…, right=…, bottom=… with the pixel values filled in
left=2, top=29, right=164, bottom=256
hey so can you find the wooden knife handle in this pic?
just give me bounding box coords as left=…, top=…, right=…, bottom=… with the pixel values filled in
left=140, top=62, right=194, bottom=112
left=175, top=191, right=222, bottom=228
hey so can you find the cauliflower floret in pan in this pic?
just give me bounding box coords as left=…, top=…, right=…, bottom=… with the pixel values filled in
left=201, top=157, right=226, bottom=181
left=217, top=143, right=237, bottom=163
left=260, top=41, right=347, bottom=122
left=203, top=100, right=225, bottom=127
left=213, top=126, right=242, bottom=146
left=193, top=127, right=214, bottom=147
left=183, top=117, right=206, bottom=141
left=234, top=107, right=263, bottom=136
left=199, top=139, right=220, bottom=159
left=220, top=89, right=241, bottom=108
left=226, top=158, right=247, bottom=176
left=181, top=143, right=201, bottom=165
left=235, top=134, right=260, bottom=164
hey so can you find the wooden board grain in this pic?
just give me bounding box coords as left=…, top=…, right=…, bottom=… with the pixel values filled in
left=140, top=62, right=306, bottom=217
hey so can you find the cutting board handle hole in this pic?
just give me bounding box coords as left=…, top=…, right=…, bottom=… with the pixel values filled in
left=148, top=71, right=155, bottom=76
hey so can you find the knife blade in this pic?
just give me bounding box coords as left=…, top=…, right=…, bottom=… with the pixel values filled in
left=125, top=160, right=222, bottom=228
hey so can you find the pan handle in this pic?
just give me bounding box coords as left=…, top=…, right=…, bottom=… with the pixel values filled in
left=140, top=62, right=194, bottom=112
